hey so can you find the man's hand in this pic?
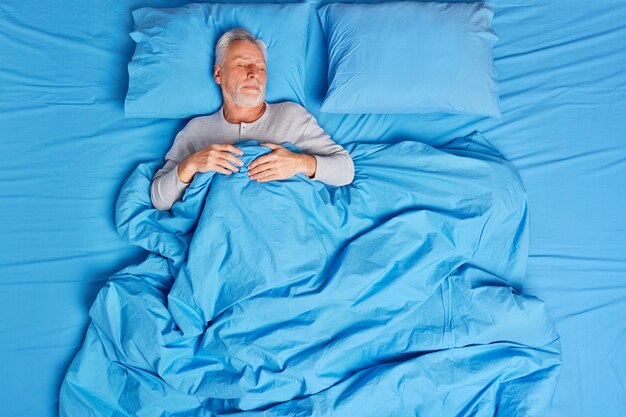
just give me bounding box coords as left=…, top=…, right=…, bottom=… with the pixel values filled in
left=248, top=143, right=316, bottom=182
left=178, top=144, right=244, bottom=183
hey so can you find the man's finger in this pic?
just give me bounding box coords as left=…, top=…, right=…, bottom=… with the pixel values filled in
left=212, top=165, right=232, bottom=175
left=224, top=144, right=245, bottom=156
left=217, top=158, right=240, bottom=172
left=260, top=142, right=281, bottom=150
left=248, top=162, right=273, bottom=177
left=221, top=153, right=244, bottom=167
left=256, top=174, right=281, bottom=182
left=251, top=167, right=275, bottom=180
left=249, top=154, right=275, bottom=170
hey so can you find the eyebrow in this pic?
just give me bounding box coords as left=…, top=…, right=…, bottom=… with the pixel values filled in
left=232, top=56, right=265, bottom=64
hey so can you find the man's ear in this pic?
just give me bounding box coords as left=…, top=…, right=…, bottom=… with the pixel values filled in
left=214, top=64, right=221, bottom=85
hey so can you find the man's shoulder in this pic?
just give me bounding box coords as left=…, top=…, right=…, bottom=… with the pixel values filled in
left=184, top=111, right=221, bottom=130
left=172, top=112, right=219, bottom=141
left=270, top=101, right=312, bottom=119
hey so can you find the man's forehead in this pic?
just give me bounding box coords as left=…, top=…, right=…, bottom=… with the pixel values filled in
left=226, top=40, right=265, bottom=61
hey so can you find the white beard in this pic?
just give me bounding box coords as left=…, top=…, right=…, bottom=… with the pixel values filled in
left=228, top=82, right=266, bottom=107
left=232, top=90, right=264, bottom=107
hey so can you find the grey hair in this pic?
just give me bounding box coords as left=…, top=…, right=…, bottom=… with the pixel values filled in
left=214, top=28, right=267, bottom=68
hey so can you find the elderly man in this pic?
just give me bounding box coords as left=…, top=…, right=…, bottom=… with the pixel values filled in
left=151, top=28, right=355, bottom=211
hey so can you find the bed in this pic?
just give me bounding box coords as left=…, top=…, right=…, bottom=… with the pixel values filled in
left=0, top=0, right=624, bottom=416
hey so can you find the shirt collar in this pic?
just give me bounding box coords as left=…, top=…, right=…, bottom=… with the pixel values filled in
left=219, top=102, right=270, bottom=126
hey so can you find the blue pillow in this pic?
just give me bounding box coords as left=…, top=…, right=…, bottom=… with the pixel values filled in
left=318, top=1, right=500, bottom=117
left=125, top=2, right=310, bottom=119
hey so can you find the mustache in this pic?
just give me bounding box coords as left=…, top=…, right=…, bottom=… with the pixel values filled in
left=240, top=81, right=262, bottom=89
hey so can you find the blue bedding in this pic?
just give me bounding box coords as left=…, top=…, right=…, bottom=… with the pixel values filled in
left=1, top=0, right=625, bottom=416
left=60, top=138, right=561, bottom=415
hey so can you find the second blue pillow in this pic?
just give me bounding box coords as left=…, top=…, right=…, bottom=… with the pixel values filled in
left=318, top=1, right=500, bottom=117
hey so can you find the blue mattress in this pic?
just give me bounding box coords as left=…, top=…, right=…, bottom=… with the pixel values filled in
left=1, top=0, right=624, bottom=416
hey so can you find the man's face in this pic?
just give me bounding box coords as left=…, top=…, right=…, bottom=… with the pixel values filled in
left=214, top=40, right=267, bottom=108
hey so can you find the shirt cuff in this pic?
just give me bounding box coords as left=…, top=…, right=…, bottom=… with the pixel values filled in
left=173, top=163, right=192, bottom=188
left=311, top=155, right=332, bottom=183
left=310, top=154, right=355, bottom=186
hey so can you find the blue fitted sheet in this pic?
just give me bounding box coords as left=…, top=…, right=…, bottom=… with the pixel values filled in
left=1, top=1, right=625, bottom=416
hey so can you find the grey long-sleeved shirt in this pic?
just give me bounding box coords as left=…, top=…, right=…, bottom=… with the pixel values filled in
left=150, top=101, right=354, bottom=211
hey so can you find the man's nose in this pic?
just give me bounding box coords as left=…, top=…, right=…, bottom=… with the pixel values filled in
left=247, top=65, right=258, bottom=78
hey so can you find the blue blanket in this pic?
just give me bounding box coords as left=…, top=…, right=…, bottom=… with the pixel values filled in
left=60, top=136, right=561, bottom=416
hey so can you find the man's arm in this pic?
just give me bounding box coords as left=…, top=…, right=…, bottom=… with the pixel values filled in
left=150, top=122, right=197, bottom=211
left=297, top=112, right=355, bottom=186
left=310, top=152, right=354, bottom=186
left=247, top=107, right=355, bottom=186
left=151, top=130, right=244, bottom=211
left=150, top=160, right=191, bottom=211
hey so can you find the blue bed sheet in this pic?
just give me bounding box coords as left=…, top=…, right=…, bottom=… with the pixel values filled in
left=0, top=0, right=625, bottom=416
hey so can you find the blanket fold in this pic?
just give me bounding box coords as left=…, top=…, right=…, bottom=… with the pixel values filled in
left=60, top=136, right=561, bottom=417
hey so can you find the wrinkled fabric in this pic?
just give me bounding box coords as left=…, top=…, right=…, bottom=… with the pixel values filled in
left=60, top=136, right=561, bottom=416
